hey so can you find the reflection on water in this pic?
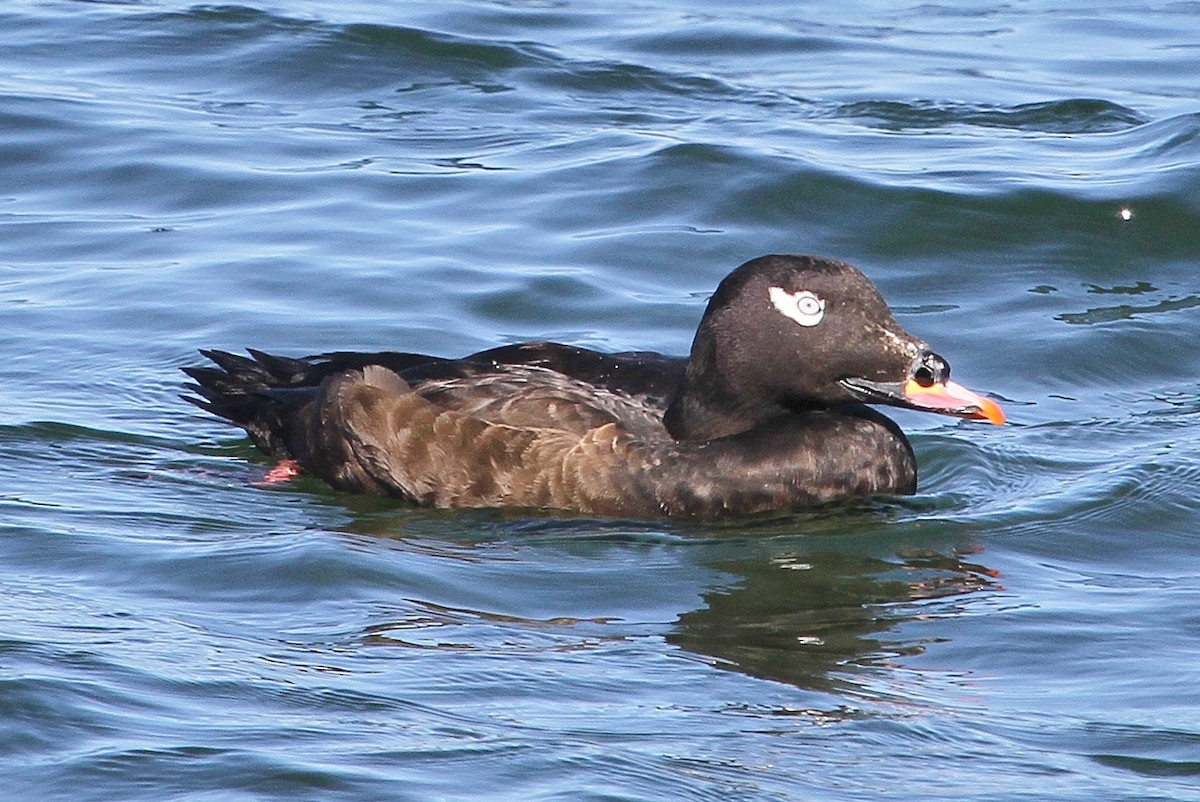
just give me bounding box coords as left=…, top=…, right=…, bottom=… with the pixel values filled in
left=669, top=546, right=1000, bottom=693
left=315, top=497, right=1003, bottom=699
left=830, top=98, right=1148, bottom=134
left=1057, top=295, right=1200, bottom=325
left=1086, top=281, right=1157, bottom=295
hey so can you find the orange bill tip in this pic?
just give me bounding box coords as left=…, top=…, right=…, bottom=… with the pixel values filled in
left=974, top=395, right=1006, bottom=426
left=903, top=379, right=1006, bottom=425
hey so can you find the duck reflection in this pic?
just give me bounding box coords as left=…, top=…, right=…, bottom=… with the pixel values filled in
left=323, top=499, right=1001, bottom=695
left=668, top=545, right=1000, bottom=692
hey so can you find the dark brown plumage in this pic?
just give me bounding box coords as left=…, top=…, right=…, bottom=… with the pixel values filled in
left=183, top=255, right=1003, bottom=517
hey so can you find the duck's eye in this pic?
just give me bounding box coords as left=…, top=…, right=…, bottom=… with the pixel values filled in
left=769, top=287, right=826, bottom=327
left=795, top=293, right=822, bottom=318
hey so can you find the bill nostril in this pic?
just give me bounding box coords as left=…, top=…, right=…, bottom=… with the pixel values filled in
left=917, top=351, right=950, bottom=386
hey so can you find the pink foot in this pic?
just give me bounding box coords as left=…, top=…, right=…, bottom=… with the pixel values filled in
left=257, top=458, right=303, bottom=486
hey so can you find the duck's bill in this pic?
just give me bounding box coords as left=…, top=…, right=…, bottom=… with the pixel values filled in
left=841, top=377, right=1006, bottom=425
left=901, top=378, right=1006, bottom=424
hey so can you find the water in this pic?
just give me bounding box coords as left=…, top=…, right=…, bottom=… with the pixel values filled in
left=2, top=1, right=1199, bottom=799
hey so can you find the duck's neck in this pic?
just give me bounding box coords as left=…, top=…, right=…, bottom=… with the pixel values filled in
left=663, top=343, right=791, bottom=442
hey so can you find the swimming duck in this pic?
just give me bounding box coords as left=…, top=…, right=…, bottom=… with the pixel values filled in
left=184, top=254, right=1003, bottom=517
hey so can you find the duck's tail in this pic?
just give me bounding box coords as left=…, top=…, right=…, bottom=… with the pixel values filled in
left=182, top=349, right=318, bottom=458
left=183, top=349, right=448, bottom=457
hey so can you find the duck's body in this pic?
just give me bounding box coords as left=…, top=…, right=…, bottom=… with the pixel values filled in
left=185, top=255, right=1003, bottom=517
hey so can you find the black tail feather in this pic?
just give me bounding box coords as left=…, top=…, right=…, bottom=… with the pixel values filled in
left=182, top=350, right=312, bottom=457
left=182, top=348, right=447, bottom=458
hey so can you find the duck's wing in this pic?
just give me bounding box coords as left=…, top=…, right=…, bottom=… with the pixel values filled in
left=309, top=341, right=684, bottom=436
left=399, top=363, right=671, bottom=437
left=286, top=365, right=655, bottom=509
left=183, top=342, right=683, bottom=455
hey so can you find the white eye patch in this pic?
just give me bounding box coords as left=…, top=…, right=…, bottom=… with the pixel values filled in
left=769, top=286, right=826, bottom=327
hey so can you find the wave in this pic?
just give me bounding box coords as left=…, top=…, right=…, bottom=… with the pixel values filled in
left=828, top=98, right=1149, bottom=135
left=11, top=2, right=1193, bottom=202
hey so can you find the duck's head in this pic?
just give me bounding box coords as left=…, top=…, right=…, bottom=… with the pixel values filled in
left=664, top=254, right=1004, bottom=441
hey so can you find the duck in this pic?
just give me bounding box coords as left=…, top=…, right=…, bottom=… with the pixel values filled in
left=183, top=254, right=1004, bottom=518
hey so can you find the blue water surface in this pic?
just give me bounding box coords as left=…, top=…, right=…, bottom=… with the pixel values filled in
left=2, top=1, right=1200, bottom=800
